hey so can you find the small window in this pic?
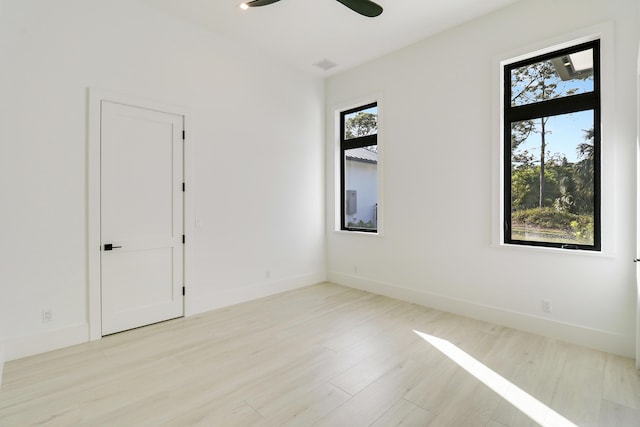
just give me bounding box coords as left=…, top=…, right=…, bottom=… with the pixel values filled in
left=340, top=103, right=378, bottom=232
left=504, top=40, right=600, bottom=250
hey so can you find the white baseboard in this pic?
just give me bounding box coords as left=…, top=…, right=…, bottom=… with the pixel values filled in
left=2, top=324, right=89, bottom=362
left=186, top=272, right=327, bottom=316
left=4, top=271, right=626, bottom=365
left=1, top=273, right=326, bottom=363
left=328, top=271, right=633, bottom=358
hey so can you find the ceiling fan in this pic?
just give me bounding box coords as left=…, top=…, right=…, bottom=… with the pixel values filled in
left=241, top=0, right=383, bottom=18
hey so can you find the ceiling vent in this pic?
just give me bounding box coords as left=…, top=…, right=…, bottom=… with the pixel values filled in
left=313, top=59, right=338, bottom=71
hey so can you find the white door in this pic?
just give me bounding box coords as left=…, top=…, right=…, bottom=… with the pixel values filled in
left=100, top=101, right=184, bottom=336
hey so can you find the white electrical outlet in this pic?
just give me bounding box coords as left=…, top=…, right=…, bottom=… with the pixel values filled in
left=541, top=299, right=552, bottom=313
left=42, top=309, right=53, bottom=323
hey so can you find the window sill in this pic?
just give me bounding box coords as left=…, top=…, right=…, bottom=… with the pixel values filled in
left=492, top=242, right=615, bottom=258
left=334, top=229, right=383, bottom=237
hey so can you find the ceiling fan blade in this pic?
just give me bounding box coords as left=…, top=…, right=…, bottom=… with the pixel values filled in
left=244, top=0, right=281, bottom=7
left=336, top=0, right=383, bottom=17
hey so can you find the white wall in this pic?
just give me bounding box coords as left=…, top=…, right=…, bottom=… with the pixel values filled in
left=326, top=0, right=640, bottom=357
left=0, top=0, right=325, bottom=360
left=0, top=344, right=4, bottom=388
left=636, top=15, right=640, bottom=367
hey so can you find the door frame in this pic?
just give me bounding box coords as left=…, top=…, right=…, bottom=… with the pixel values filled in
left=88, top=88, right=192, bottom=341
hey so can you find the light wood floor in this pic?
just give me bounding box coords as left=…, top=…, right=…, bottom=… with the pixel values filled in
left=1, top=282, right=640, bottom=426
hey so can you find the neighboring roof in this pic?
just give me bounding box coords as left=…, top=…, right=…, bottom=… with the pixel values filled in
left=346, top=147, right=377, bottom=163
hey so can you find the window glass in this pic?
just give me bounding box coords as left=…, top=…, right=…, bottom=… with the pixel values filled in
left=504, top=40, right=600, bottom=250
left=510, top=110, right=595, bottom=246
left=510, top=47, right=594, bottom=107
left=340, top=103, right=378, bottom=232
left=344, top=106, right=378, bottom=140
left=344, top=146, right=378, bottom=231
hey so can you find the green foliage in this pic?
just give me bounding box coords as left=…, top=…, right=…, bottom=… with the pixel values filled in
left=570, top=218, right=594, bottom=241
left=511, top=128, right=594, bottom=216
left=511, top=120, right=535, bottom=152
left=345, top=112, right=377, bottom=139
left=511, top=166, right=539, bottom=210
left=512, top=207, right=576, bottom=230
left=512, top=207, right=594, bottom=243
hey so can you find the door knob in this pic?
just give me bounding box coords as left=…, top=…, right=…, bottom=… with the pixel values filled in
left=104, top=244, right=123, bottom=251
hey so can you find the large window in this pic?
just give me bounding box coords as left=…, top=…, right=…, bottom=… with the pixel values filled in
left=340, top=102, right=378, bottom=232
left=504, top=40, right=600, bottom=250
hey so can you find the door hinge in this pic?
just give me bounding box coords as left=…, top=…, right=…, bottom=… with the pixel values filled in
left=182, top=130, right=185, bottom=140
left=182, top=286, right=185, bottom=296
left=182, top=235, right=185, bottom=244
left=182, top=182, right=185, bottom=192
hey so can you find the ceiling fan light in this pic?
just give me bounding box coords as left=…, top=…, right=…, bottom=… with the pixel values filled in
left=239, top=3, right=249, bottom=10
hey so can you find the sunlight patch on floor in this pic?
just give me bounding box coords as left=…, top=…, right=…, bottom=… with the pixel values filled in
left=413, top=330, right=577, bottom=427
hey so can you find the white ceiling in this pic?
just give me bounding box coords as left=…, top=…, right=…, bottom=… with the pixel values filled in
left=135, top=0, right=521, bottom=77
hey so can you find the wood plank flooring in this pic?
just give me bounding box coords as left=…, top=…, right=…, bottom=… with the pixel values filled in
left=1, top=282, right=640, bottom=426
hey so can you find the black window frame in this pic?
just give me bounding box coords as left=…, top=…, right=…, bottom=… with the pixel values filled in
left=503, top=40, right=601, bottom=251
left=340, top=102, right=378, bottom=233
